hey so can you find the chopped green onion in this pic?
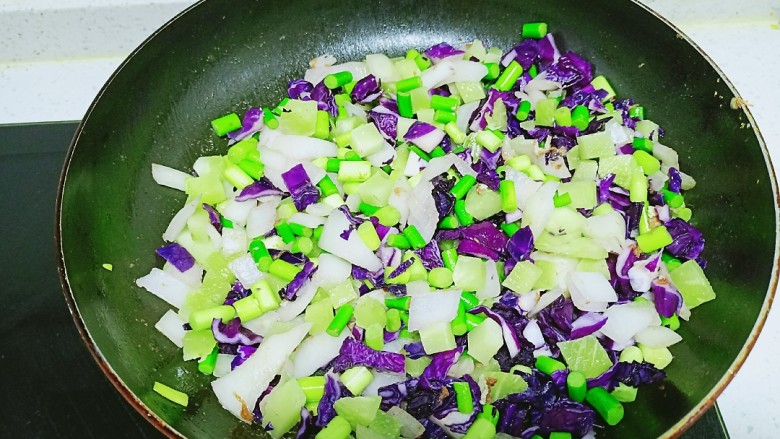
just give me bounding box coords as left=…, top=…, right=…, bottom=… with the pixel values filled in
left=334, top=93, right=351, bottom=107
left=554, top=106, right=572, bottom=127
left=357, top=221, right=382, bottom=251
left=288, top=222, right=312, bottom=237
left=549, top=433, right=572, bottom=439
left=515, top=100, right=532, bottom=121
left=269, top=258, right=302, bottom=282
left=359, top=201, right=380, bottom=216
left=402, top=225, right=427, bottom=249
left=451, top=303, right=469, bottom=336
left=189, top=305, right=235, bottom=331
left=434, top=110, right=457, bottom=124
left=661, top=313, right=681, bottom=330
left=553, top=191, right=572, bottom=207
left=483, top=63, right=500, bottom=80
left=324, top=71, right=353, bottom=89
left=499, top=180, right=518, bottom=213
left=317, top=176, right=340, bottom=197
left=341, top=366, right=375, bottom=395
left=430, top=95, right=459, bottom=112
left=292, top=236, right=315, bottom=255
left=386, top=234, right=411, bottom=249
left=385, top=295, right=410, bottom=311
left=233, top=295, right=265, bottom=322
left=210, top=113, right=241, bottom=137
left=453, top=381, right=474, bottom=414
left=409, top=144, right=431, bottom=161
left=298, top=376, right=326, bottom=403
left=325, top=158, right=342, bottom=173
left=522, top=22, right=548, bottom=39
left=463, top=417, right=496, bottom=439
left=632, top=137, right=653, bottom=153
left=275, top=222, right=296, bottom=244
left=442, top=247, right=459, bottom=270
left=662, top=188, right=685, bottom=208
left=571, top=105, right=590, bottom=130
left=567, top=371, right=587, bottom=403
left=451, top=175, right=477, bottom=199
left=429, top=146, right=447, bottom=158
left=386, top=308, right=402, bottom=332
left=629, top=106, right=645, bottom=119
left=460, top=291, right=480, bottom=309
left=445, top=122, right=467, bottom=144
left=439, top=215, right=460, bottom=229
left=153, top=381, right=189, bottom=407
left=197, top=346, right=219, bottom=375
left=326, top=303, right=355, bottom=337
left=494, top=60, right=523, bottom=92
left=500, top=222, right=520, bottom=236
left=586, top=386, right=625, bottom=426
left=314, top=110, right=331, bottom=139
left=251, top=279, right=281, bottom=312
left=397, top=92, right=414, bottom=118
left=535, top=355, right=566, bottom=375
left=454, top=199, right=475, bottom=226
left=262, top=108, right=279, bottom=129
left=465, top=312, right=486, bottom=331
left=237, top=157, right=264, bottom=180
left=374, top=205, right=401, bottom=226
left=397, top=76, right=423, bottom=92
left=633, top=150, right=661, bottom=175
left=315, top=415, right=352, bottom=439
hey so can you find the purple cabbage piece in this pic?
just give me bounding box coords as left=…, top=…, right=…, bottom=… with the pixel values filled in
left=235, top=177, right=284, bottom=202
left=315, top=372, right=352, bottom=427
left=543, top=51, right=593, bottom=89
left=156, top=242, right=195, bottom=272
left=461, top=221, right=509, bottom=249
left=350, top=74, right=382, bottom=104
left=311, top=80, right=337, bottom=115
left=535, top=297, right=574, bottom=352
left=569, top=312, right=608, bottom=339
left=223, top=281, right=251, bottom=306
left=419, top=347, right=463, bottom=387
left=420, top=418, right=450, bottom=439
left=281, top=164, right=320, bottom=211
left=331, top=338, right=405, bottom=373
left=403, top=341, right=426, bottom=359
left=369, top=110, right=398, bottom=141
left=227, top=107, right=264, bottom=142
left=212, top=318, right=263, bottom=346
left=296, top=407, right=312, bottom=439
left=537, top=34, right=560, bottom=68
left=282, top=261, right=317, bottom=300
left=378, top=378, right=414, bottom=410
left=474, top=160, right=501, bottom=191
left=560, top=85, right=608, bottom=112
left=653, top=279, right=682, bottom=318
left=613, top=361, right=666, bottom=387
left=458, top=238, right=501, bottom=261
left=202, top=203, right=223, bottom=232
left=431, top=175, right=456, bottom=219
left=404, top=121, right=444, bottom=151
left=668, top=167, right=682, bottom=193
left=480, top=146, right=502, bottom=169
left=230, top=345, right=257, bottom=370
left=425, top=42, right=465, bottom=61
left=665, top=218, right=705, bottom=260
left=501, top=39, right=538, bottom=69
left=287, top=79, right=314, bottom=99
left=506, top=226, right=534, bottom=262
left=388, top=258, right=415, bottom=280
left=414, top=240, right=444, bottom=270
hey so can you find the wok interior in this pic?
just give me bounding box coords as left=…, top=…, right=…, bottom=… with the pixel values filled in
left=58, top=0, right=776, bottom=437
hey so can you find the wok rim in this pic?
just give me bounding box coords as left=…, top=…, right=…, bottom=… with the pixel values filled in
left=53, top=1, right=779, bottom=438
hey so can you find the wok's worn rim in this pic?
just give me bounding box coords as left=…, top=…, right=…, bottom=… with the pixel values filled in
left=54, top=1, right=779, bottom=438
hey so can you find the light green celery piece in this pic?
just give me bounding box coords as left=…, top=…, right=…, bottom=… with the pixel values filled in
left=186, top=208, right=212, bottom=242
left=334, top=116, right=365, bottom=137
left=635, top=119, right=660, bottom=139
left=263, top=379, right=306, bottom=438
left=566, top=145, right=581, bottom=170
left=485, top=99, right=508, bottom=131
left=456, top=82, right=487, bottom=103
left=532, top=259, right=558, bottom=291
left=276, top=198, right=298, bottom=221
left=612, top=383, right=638, bottom=403
left=185, top=174, right=226, bottom=205
left=669, top=260, right=716, bottom=308
left=358, top=170, right=394, bottom=206
left=483, top=371, right=528, bottom=402
left=395, top=58, right=421, bottom=79
left=558, top=335, right=612, bottom=379
left=576, top=259, right=610, bottom=280
left=176, top=230, right=216, bottom=264
left=571, top=160, right=598, bottom=182
left=464, top=184, right=502, bottom=220
left=279, top=99, right=318, bottom=136
left=356, top=425, right=384, bottom=439
left=503, top=260, right=542, bottom=294
left=182, top=329, right=216, bottom=360
left=390, top=143, right=410, bottom=171
left=557, top=180, right=597, bottom=210
left=453, top=256, right=486, bottom=291
left=419, top=321, right=456, bottom=354
left=351, top=122, right=385, bottom=157
left=405, top=356, right=432, bottom=377
left=577, top=131, right=615, bottom=159
left=468, top=318, right=503, bottom=364
left=192, top=155, right=226, bottom=177
left=329, top=279, right=358, bottom=308
left=544, top=207, right=585, bottom=236
left=464, top=39, right=487, bottom=61
left=305, top=298, right=334, bottom=335
left=535, top=98, right=557, bottom=127
left=354, top=296, right=387, bottom=329
left=334, top=396, right=382, bottom=427
left=364, top=410, right=403, bottom=439
left=409, top=87, right=431, bottom=112
left=638, top=344, right=674, bottom=369
left=416, top=109, right=436, bottom=125
left=598, top=155, right=643, bottom=189
left=535, top=234, right=608, bottom=260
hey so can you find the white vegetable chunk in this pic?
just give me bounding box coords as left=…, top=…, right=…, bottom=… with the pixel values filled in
left=162, top=198, right=199, bottom=242
left=291, top=331, right=348, bottom=378
left=407, top=283, right=462, bottom=331
left=246, top=198, right=280, bottom=239
left=136, top=268, right=193, bottom=309
left=634, top=326, right=682, bottom=348
left=567, top=271, right=618, bottom=312
left=211, top=323, right=311, bottom=422
left=319, top=209, right=382, bottom=271
left=154, top=310, right=186, bottom=348
left=600, top=301, right=658, bottom=345
left=151, top=163, right=190, bottom=192
left=228, top=253, right=264, bottom=288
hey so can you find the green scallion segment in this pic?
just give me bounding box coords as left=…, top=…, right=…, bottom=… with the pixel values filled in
left=454, top=199, right=475, bottom=226
left=397, top=92, right=414, bottom=118
left=535, top=355, right=566, bottom=375
left=153, top=381, right=189, bottom=407
left=483, top=63, right=500, bottom=81
left=210, top=113, right=241, bottom=137
left=326, top=303, right=355, bottom=337
left=515, top=100, right=532, bottom=121
left=632, top=136, right=653, bottom=153
left=197, top=346, right=219, bottom=375
left=453, top=381, right=474, bottom=413
left=402, top=225, right=427, bottom=249
left=451, top=175, right=478, bottom=199
left=566, top=371, right=587, bottom=403
left=522, top=22, right=548, bottom=39
left=499, top=180, right=518, bottom=213
left=324, top=71, right=353, bottom=89
left=586, top=386, right=625, bottom=426
left=386, top=233, right=411, bottom=249
left=494, top=60, right=523, bottom=92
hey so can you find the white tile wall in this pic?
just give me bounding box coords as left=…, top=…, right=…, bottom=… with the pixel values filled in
left=1, top=0, right=778, bottom=436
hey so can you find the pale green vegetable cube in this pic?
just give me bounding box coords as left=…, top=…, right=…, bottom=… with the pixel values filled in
left=305, top=298, right=334, bottom=335
left=572, top=160, right=599, bottom=182
left=558, top=335, right=612, bottom=379
left=638, top=344, right=674, bottom=369
left=464, top=184, right=503, bottom=220
left=468, top=318, right=503, bottom=364
left=358, top=171, right=394, bottom=206
left=503, top=260, right=542, bottom=294
left=557, top=180, right=597, bottom=210
left=456, top=81, right=487, bottom=103
left=351, top=123, right=385, bottom=157
left=453, top=256, right=486, bottom=291
left=577, top=131, right=615, bottom=159
left=279, top=99, right=318, bottom=136
left=263, top=379, right=306, bottom=438
left=419, top=321, right=456, bottom=354
left=329, top=279, right=358, bottom=308
left=669, top=260, right=716, bottom=308
left=334, top=396, right=382, bottom=427
left=598, top=155, right=642, bottom=189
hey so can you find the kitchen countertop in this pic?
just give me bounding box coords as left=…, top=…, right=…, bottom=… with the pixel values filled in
left=1, top=0, right=778, bottom=437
